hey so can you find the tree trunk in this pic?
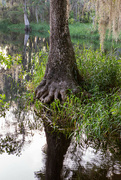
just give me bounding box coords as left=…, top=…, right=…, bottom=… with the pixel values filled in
left=24, top=12, right=30, bottom=32
left=35, top=0, right=82, bottom=103
left=35, top=6, right=39, bottom=23
left=24, top=0, right=30, bottom=32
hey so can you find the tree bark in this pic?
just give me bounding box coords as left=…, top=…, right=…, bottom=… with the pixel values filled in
left=35, top=0, right=82, bottom=103
left=24, top=0, right=30, bottom=32
left=35, top=6, right=39, bottom=23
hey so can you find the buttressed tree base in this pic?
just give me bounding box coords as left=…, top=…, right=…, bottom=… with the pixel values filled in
left=35, top=0, right=82, bottom=103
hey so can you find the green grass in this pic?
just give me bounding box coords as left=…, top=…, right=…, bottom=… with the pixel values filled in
left=0, top=23, right=121, bottom=142
left=69, top=23, right=99, bottom=39
left=8, top=23, right=25, bottom=33
left=69, top=22, right=121, bottom=50
left=26, top=46, right=121, bottom=141
left=69, top=23, right=100, bottom=49
left=0, top=19, right=11, bottom=32
left=7, top=22, right=50, bottom=37
left=30, top=23, right=50, bottom=38
left=1, top=20, right=121, bottom=50
left=74, top=47, right=121, bottom=140
left=75, top=46, right=121, bottom=91
left=0, top=20, right=50, bottom=37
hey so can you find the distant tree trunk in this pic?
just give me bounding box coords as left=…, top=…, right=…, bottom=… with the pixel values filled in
left=24, top=34, right=29, bottom=46
left=35, top=0, right=82, bottom=103
left=24, top=13, right=30, bottom=31
left=35, top=6, right=39, bottom=23
left=2, top=0, right=6, bottom=10
left=29, top=2, right=34, bottom=22
left=24, top=0, right=30, bottom=32
left=11, top=0, right=13, bottom=6
left=23, top=34, right=29, bottom=69
left=2, top=0, right=6, bottom=6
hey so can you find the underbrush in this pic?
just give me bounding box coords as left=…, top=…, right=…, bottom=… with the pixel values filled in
left=75, top=46, right=121, bottom=91
left=32, top=47, right=121, bottom=141
left=0, top=19, right=11, bottom=32
left=0, top=46, right=121, bottom=141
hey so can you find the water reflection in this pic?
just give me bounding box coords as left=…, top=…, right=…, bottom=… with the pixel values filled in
left=0, top=102, right=121, bottom=179
left=0, top=31, right=49, bottom=56
left=44, top=123, right=71, bottom=180
left=0, top=32, right=48, bottom=100
left=34, top=129, right=121, bottom=180
left=0, top=31, right=121, bottom=180
left=63, top=137, right=121, bottom=180
left=0, top=31, right=49, bottom=74
left=0, top=106, right=46, bottom=180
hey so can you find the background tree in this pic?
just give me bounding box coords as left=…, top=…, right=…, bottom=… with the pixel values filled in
left=2, top=0, right=6, bottom=8
left=28, top=0, right=50, bottom=23
left=24, top=0, right=30, bottom=31
left=90, top=0, right=121, bottom=49
left=0, top=0, right=50, bottom=23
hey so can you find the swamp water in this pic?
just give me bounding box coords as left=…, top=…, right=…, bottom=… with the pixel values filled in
left=0, top=31, right=121, bottom=180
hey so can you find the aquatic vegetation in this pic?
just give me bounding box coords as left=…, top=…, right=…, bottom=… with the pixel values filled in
left=0, top=47, right=120, bottom=141
left=0, top=94, right=9, bottom=117
left=75, top=46, right=121, bottom=91
left=0, top=52, right=22, bottom=69
left=31, top=47, right=121, bottom=141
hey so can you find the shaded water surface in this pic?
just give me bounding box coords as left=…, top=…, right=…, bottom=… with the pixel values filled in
left=1, top=107, right=121, bottom=180
left=0, top=31, right=121, bottom=180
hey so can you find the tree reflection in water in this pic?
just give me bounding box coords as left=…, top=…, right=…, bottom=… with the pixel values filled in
left=0, top=106, right=40, bottom=156
left=0, top=105, right=121, bottom=179
left=35, top=128, right=121, bottom=180
left=35, top=122, right=71, bottom=180
left=44, top=123, right=71, bottom=180
left=0, top=32, right=121, bottom=179
left=62, top=136, right=121, bottom=180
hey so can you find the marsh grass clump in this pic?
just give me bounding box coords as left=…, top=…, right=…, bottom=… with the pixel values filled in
left=76, top=91, right=121, bottom=140
left=75, top=46, right=121, bottom=92
left=26, top=49, right=48, bottom=91
left=0, top=52, right=22, bottom=69
left=0, top=94, right=10, bottom=118
left=34, top=94, right=81, bottom=134
left=25, top=47, right=121, bottom=140
left=34, top=88, right=121, bottom=140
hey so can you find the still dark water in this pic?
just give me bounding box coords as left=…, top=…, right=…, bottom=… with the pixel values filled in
left=0, top=30, right=121, bottom=180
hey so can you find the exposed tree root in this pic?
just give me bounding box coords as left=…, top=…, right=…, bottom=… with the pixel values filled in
left=35, top=79, right=80, bottom=104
